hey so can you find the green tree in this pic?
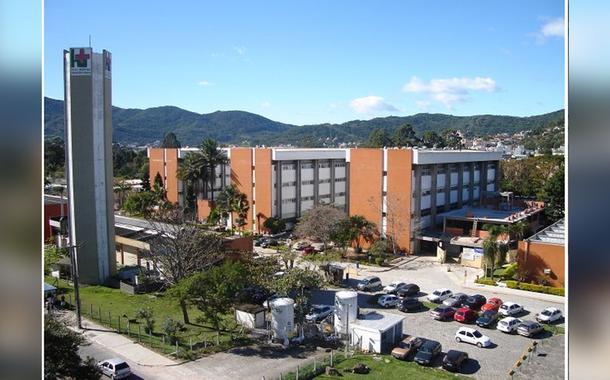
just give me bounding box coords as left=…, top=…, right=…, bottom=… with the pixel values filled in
left=198, top=138, right=228, bottom=202
left=421, top=131, right=444, bottom=149
left=44, top=244, right=67, bottom=275
left=441, top=129, right=463, bottom=150
left=366, top=128, right=392, bottom=148
left=330, top=218, right=353, bottom=255
left=187, top=261, right=248, bottom=331
left=122, top=191, right=159, bottom=217
left=140, top=170, right=151, bottom=192
left=273, top=268, right=323, bottom=323
left=177, top=153, right=204, bottom=212
left=216, top=185, right=249, bottom=232
left=482, top=224, right=510, bottom=278
left=348, top=215, right=377, bottom=252
left=538, top=168, right=564, bottom=223
left=368, top=239, right=390, bottom=265
left=161, top=132, right=181, bottom=148
left=44, top=316, right=101, bottom=380
left=263, top=217, right=286, bottom=234
left=392, top=124, right=419, bottom=147
left=44, top=137, right=65, bottom=180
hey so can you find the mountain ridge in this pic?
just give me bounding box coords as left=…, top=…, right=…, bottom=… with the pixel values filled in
left=44, top=97, right=564, bottom=147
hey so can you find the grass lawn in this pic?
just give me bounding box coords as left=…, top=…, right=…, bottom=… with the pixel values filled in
left=315, top=354, right=471, bottom=379
left=543, top=323, right=565, bottom=335
left=45, top=276, right=249, bottom=359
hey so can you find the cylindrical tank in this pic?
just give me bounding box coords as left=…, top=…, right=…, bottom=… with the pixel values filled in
left=270, top=297, right=295, bottom=341
left=334, top=291, right=358, bottom=334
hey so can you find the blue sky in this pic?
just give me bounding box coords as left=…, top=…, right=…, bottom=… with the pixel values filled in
left=44, top=1, right=564, bottom=125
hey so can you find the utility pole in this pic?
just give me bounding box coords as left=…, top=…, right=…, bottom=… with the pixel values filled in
left=67, top=243, right=83, bottom=329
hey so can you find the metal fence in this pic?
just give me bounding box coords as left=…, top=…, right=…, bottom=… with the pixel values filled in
left=268, top=349, right=353, bottom=380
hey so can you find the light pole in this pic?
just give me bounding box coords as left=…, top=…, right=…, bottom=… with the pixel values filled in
left=64, top=242, right=83, bottom=329
left=345, top=303, right=351, bottom=355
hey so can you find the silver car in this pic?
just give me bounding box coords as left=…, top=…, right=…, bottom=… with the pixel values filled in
left=305, top=305, right=334, bottom=322
left=98, top=358, right=131, bottom=379
left=517, top=320, right=544, bottom=337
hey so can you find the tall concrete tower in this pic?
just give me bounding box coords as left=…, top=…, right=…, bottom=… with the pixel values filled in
left=63, top=47, right=116, bottom=284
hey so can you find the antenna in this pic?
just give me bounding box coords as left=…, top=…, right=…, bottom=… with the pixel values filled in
left=89, top=35, right=92, bottom=47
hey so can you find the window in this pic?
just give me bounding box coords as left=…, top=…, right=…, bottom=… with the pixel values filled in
left=320, top=194, right=331, bottom=199
left=335, top=177, right=346, bottom=182
left=282, top=163, right=296, bottom=171
left=319, top=178, right=331, bottom=184
left=301, top=179, right=315, bottom=185
left=421, top=208, right=431, bottom=216
left=335, top=192, right=346, bottom=197
left=437, top=167, right=446, bottom=174
left=281, top=181, right=297, bottom=187
left=282, top=198, right=296, bottom=204
left=437, top=188, right=445, bottom=194
left=301, top=162, right=314, bottom=169
left=318, top=161, right=330, bottom=168
left=421, top=166, right=432, bottom=176
left=422, top=189, right=431, bottom=197
left=301, top=195, right=314, bottom=201
left=334, top=162, right=346, bottom=168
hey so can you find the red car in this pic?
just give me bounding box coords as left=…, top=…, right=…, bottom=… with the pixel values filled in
left=454, top=307, right=478, bottom=323
left=481, top=297, right=503, bottom=312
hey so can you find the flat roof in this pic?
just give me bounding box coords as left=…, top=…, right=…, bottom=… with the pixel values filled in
left=440, top=205, right=543, bottom=224
left=351, top=311, right=404, bottom=333
left=44, top=194, right=68, bottom=205
left=412, top=149, right=502, bottom=165
left=527, top=219, right=565, bottom=245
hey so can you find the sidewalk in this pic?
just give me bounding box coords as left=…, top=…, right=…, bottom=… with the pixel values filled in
left=69, top=315, right=177, bottom=367
left=445, top=268, right=565, bottom=304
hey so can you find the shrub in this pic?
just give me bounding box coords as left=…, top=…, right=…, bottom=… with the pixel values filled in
left=475, top=277, right=496, bottom=286
left=136, top=307, right=155, bottom=334
left=162, top=317, right=183, bottom=345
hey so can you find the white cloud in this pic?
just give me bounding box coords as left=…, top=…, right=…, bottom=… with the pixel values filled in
left=541, top=18, right=565, bottom=38
left=197, top=80, right=214, bottom=86
left=403, top=76, right=498, bottom=108
left=349, top=96, right=398, bottom=114
left=260, top=101, right=271, bottom=108
left=234, top=46, right=247, bottom=55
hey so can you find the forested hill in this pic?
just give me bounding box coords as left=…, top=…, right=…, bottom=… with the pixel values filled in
left=44, top=97, right=564, bottom=146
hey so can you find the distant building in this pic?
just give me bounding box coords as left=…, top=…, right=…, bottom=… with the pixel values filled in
left=63, top=47, right=116, bottom=284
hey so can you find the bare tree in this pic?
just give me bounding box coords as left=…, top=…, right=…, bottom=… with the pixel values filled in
left=147, top=208, right=226, bottom=324
left=294, top=204, right=346, bottom=248
left=368, top=193, right=410, bottom=255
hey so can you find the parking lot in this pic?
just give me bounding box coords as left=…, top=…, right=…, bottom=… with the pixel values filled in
left=309, top=256, right=565, bottom=379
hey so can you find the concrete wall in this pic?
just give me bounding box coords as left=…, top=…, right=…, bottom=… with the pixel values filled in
left=517, top=240, right=565, bottom=287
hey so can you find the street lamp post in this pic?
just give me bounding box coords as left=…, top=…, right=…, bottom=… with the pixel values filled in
left=66, top=243, right=83, bottom=329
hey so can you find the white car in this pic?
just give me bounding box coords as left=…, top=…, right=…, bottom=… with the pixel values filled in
left=455, top=327, right=492, bottom=348
left=383, top=281, right=407, bottom=294
left=98, top=358, right=132, bottom=379
left=378, top=294, right=400, bottom=308
left=498, top=317, right=522, bottom=333
left=499, top=302, right=524, bottom=316
left=536, top=307, right=563, bottom=323
left=427, top=288, right=453, bottom=303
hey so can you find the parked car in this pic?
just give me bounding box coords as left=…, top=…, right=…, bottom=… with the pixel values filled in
left=481, top=297, right=503, bottom=312
left=455, top=327, right=492, bottom=348
left=414, top=340, right=442, bottom=366
left=311, top=242, right=325, bottom=252
left=442, top=350, right=469, bottom=372
left=430, top=305, right=456, bottom=321
left=391, top=335, right=424, bottom=360
left=378, top=294, right=400, bottom=308
left=305, top=305, right=334, bottom=323
left=517, top=320, right=544, bottom=337
left=97, top=358, right=131, bottom=379
left=254, top=239, right=264, bottom=247
left=396, top=283, right=420, bottom=298
left=454, top=307, right=478, bottom=323
left=292, top=241, right=310, bottom=250
left=536, top=307, right=563, bottom=323
left=261, top=239, right=279, bottom=248
left=498, top=316, right=523, bottom=334
left=462, top=294, right=487, bottom=310
left=398, top=297, right=424, bottom=312
left=383, top=281, right=407, bottom=294
left=427, top=288, right=453, bottom=303
left=357, top=276, right=382, bottom=291
left=476, top=310, right=500, bottom=328
left=302, top=246, right=315, bottom=255
left=443, top=293, right=469, bottom=308
left=499, top=302, right=524, bottom=316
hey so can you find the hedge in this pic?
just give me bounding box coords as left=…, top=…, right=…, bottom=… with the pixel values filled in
left=504, top=280, right=564, bottom=296
left=475, top=278, right=497, bottom=286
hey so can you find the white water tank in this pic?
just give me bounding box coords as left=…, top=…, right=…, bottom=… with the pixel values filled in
left=270, top=297, right=295, bottom=340
left=334, top=290, right=358, bottom=334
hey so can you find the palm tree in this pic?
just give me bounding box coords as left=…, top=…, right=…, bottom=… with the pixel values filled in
left=482, top=223, right=511, bottom=278
left=508, top=220, right=528, bottom=242
left=349, top=215, right=377, bottom=252
left=177, top=153, right=204, bottom=211
left=232, top=192, right=250, bottom=233
left=216, top=184, right=245, bottom=232
left=198, top=139, right=228, bottom=202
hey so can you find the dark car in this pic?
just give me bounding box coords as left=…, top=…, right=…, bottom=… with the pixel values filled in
left=442, top=350, right=469, bottom=372
left=430, top=305, right=456, bottom=321
left=396, top=284, right=420, bottom=298
left=476, top=310, right=499, bottom=328
left=414, top=340, right=442, bottom=366
left=261, top=239, right=279, bottom=248
left=398, top=297, right=423, bottom=312
left=462, top=294, right=487, bottom=310
left=454, top=307, right=478, bottom=323
left=443, top=293, right=469, bottom=308
left=254, top=239, right=264, bottom=247
left=517, top=320, right=544, bottom=337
